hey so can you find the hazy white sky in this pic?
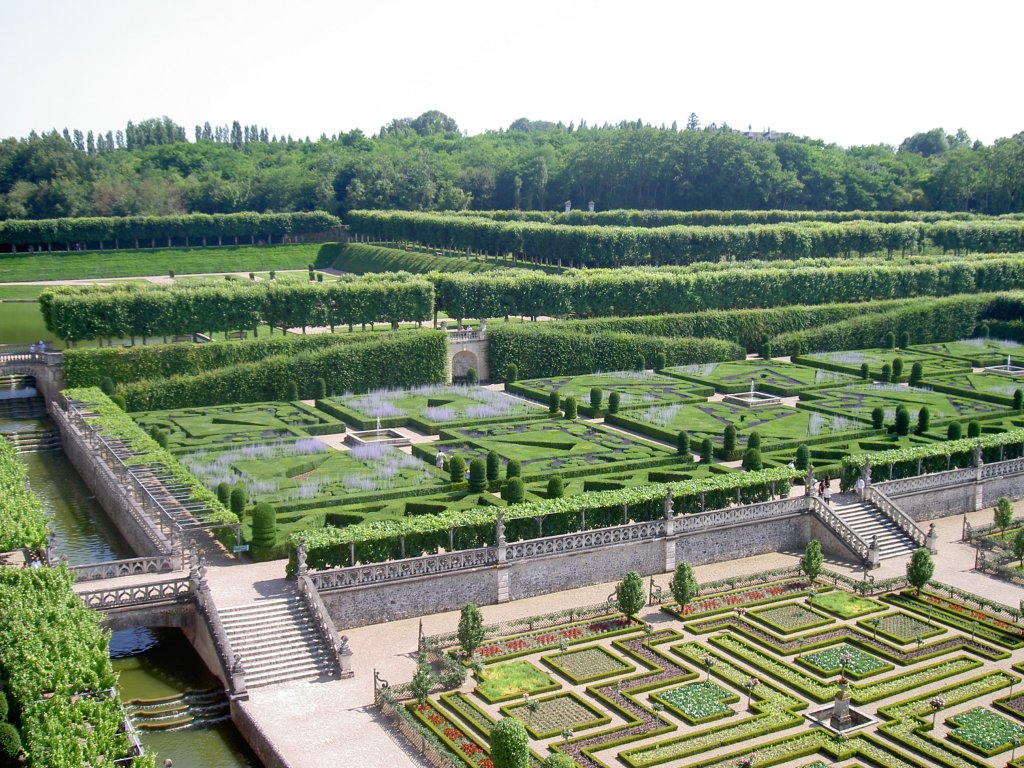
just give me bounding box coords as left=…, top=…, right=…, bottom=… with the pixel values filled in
left=1, top=0, right=1019, bottom=148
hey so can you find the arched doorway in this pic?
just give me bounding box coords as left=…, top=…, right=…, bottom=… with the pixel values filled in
left=451, top=350, right=479, bottom=381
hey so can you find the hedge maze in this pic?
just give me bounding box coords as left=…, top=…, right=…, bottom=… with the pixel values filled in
left=406, top=577, right=1024, bottom=768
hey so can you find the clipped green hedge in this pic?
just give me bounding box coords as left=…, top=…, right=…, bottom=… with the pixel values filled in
left=64, top=331, right=382, bottom=388
left=62, top=387, right=238, bottom=545
left=487, top=326, right=744, bottom=380
left=0, top=440, right=49, bottom=551
left=841, top=428, right=1024, bottom=489
left=117, top=331, right=448, bottom=410
left=287, top=467, right=800, bottom=572
left=0, top=567, right=151, bottom=767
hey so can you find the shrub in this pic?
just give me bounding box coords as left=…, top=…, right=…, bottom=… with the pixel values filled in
left=885, top=330, right=896, bottom=350
left=802, top=539, right=823, bottom=580
left=505, top=363, right=518, bottom=383
left=670, top=561, right=698, bottom=607
left=547, top=475, right=564, bottom=498
left=216, top=481, right=232, bottom=508
left=881, top=363, right=892, bottom=383
left=947, top=422, right=963, bottom=440
left=871, top=406, right=885, bottom=429
left=229, top=485, right=248, bottom=516
left=916, top=407, right=930, bottom=435
left=892, top=357, right=904, bottom=380
left=747, top=431, right=761, bottom=450
left=761, top=341, right=773, bottom=360
left=469, top=458, right=487, bottom=492
left=548, top=390, right=561, bottom=414
left=677, top=431, right=690, bottom=456
left=1015, top=389, right=1023, bottom=411
left=0, top=691, right=8, bottom=723
left=995, top=496, right=1014, bottom=535
left=607, top=391, right=620, bottom=413
left=860, top=362, right=870, bottom=379
left=491, top=717, right=529, bottom=768
left=486, top=451, right=501, bottom=483
left=449, top=455, right=467, bottom=484
left=654, top=351, right=667, bottom=372
left=99, top=377, right=116, bottom=396
left=968, top=420, right=982, bottom=438
left=251, top=502, right=278, bottom=550
left=795, top=443, right=809, bottom=470
left=503, top=477, right=525, bottom=503
left=616, top=571, right=645, bottom=618
left=908, top=362, right=923, bottom=386
left=700, top=437, right=714, bottom=464
left=506, top=459, right=521, bottom=479
left=149, top=426, right=169, bottom=448
left=980, top=322, right=990, bottom=339
left=269, top=270, right=276, bottom=279
left=589, top=387, right=602, bottom=412
left=466, top=367, right=478, bottom=385
left=899, top=330, right=911, bottom=348
left=168, top=270, right=175, bottom=279
left=458, top=603, right=485, bottom=657
left=634, top=353, right=646, bottom=371
left=111, top=394, right=127, bottom=410
left=287, top=381, right=299, bottom=400
left=894, top=405, right=911, bottom=436
left=906, top=548, right=934, bottom=593
left=563, top=396, right=578, bottom=419
left=314, top=377, right=327, bottom=399
left=0, top=722, right=21, bottom=762
left=543, top=756, right=578, bottom=768
left=742, top=448, right=763, bottom=471
left=723, top=424, right=737, bottom=457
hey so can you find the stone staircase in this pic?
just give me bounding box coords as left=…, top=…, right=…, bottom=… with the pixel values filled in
left=218, top=596, right=336, bottom=688
left=831, top=499, right=919, bottom=560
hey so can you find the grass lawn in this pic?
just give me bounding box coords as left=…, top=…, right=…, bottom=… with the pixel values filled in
left=800, top=347, right=970, bottom=379
left=0, top=301, right=58, bottom=345
left=509, top=371, right=713, bottom=416
left=909, top=338, right=1024, bottom=366
left=416, top=418, right=675, bottom=478
left=476, top=661, right=559, bottom=703
left=664, top=359, right=858, bottom=396
left=0, top=242, right=335, bottom=282
left=333, top=242, right=560, bottom=274
left=925, top=371, right=1024, bottom=403
left=808, top=590, right=885, bottom=618
left=800, top=383, right=1009, bottom=422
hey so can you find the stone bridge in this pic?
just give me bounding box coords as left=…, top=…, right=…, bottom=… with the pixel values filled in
left=0, top=346, right=65, bottom=402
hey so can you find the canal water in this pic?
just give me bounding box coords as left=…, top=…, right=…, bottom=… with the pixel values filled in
left=14, top=422, right=260, bottom=766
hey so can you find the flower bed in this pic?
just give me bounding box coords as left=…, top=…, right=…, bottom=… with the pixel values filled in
left=856, top=611, right=944, bottom=644
left=476, top=661, right=560, bottom=703
left=885, top=591, right=1024, bottom=648
left=542, top=646, right=636, bottom=684
left=408, top=700, right=494, bottom=768
left=664, top=579, right=813, bottom=620
left=503, top=692, right=611, bottom=739
left=946, top=707, right=1024, bottom=756
left=651, top=681, right=738, bottom=725
left=747, top=603, right=833, bottom=634
left=476, top=616, right=635, bottom=662
left=807, top=590, right=885, bottom=619
left=796, top=644, right=893, bottom=680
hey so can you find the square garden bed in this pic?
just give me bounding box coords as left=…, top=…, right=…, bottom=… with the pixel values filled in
left=475, top=660, right=560, bottom=703
left=946, top=706, right=1024, bottom=756
left=542, top=646, right=636, bottom=684
left=508, top=371, right=713, bottom=416
left=796, top=643, right=894, bottom=680
left=747, top=603, right=834, bottom=634
left=501, top=691, right=611, bottom=739
left=650, top=681, right=739, bottom=725
left=663, top=359, right=857, bottom=397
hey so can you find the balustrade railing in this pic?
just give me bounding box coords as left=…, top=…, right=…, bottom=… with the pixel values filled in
left=505, top=519, right=665, bottom=560
left=808, top=497, right=870, bottom=563
left=298, top=573, right=347, bottom=677
left=876, top=467, right=976, bottom=495
left=0, top=345, right=62, bottom=366
left=311, top=548, right=496, bottom=590
left=68, top=554, right=180, bottom=582
left=865, top=486, right=927, bottom=547
left=77, top=577, right=192, bottom=610
left=982, top=457, right=1024, bottom=479
left=673, top=495, right=809, bottom=534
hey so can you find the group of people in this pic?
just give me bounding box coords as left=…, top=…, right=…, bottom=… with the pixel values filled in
left=813, top=477, right=833, bottom=504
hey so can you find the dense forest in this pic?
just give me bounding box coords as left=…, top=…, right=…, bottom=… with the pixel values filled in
left=1, top=112, right=1022, bottom=219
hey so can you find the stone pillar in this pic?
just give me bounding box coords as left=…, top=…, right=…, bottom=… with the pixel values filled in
left=338, top=635, right=354, bottom=679
left=868, top=535, right=880, bottom=570
left=973, top=442, right=985, bottom=511
left=805, top=465, right=815, bottom=497
left=927, top=523, right=938, bottom=554
left=297, top=537, right=308, bottom=577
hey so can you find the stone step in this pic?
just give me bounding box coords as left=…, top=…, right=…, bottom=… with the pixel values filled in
left=220, top=609, right=310, bottom=629
left=245, top=658, right=332, bottom=687
left=240, top=649, right=331, bottom=674
left=228, top=629, right=319, bottom=653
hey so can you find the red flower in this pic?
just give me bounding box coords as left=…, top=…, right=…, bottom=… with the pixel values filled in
left=429, top=713, right=444, bottom=726
left=444, top=728, right=462, bottom=740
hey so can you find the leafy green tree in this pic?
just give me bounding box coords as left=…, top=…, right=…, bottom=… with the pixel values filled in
left=795, top=444, right=810, bottom=470
left=906, top=548, right=934, bottom=594
left=909, top=362, right=923, bottom=386
left=634, top=354, right=646, bottom=371
left=229, top=485, right=247, bottom=515
left=947, top=422, right=963, bottom=440
left=548, top=390, right=561, bottom=414
left=885, top=331, right=896, bottom=350
left=1014, top=528, right=1024, bottom=567
left=468, top=458, right=487, bottom=492
left=677, top=431, right=690, bottom=456
left=607, top=391, right=620, bottom=413
left=410, top=655, right=436, bottom=705
left=892, top=357, right=904, bottom=380
left=742, top=448, right=762, bottom=471
left=486, top=451, right=501, bottom=483
left=995, top=497, right=1014, bottom=537
left=968, top=420, right=981, bottom=438
left=616, top=571, right=646, bottom=618
left=503, top=477, right=525, bottom=503
left=723, top=424, right=737, bottom=458
left=449, top=455, right=466, bottom=484
left=314, top=377, right=327, bottom=399
left=747, top=431, right=761, bottom=450
left=899, top=331, right=911, bottom=348
left=458, top=603, right=485, bottom=657
left=216, top=482, right=232, bottom=506
left=589, top=388, right=602, bottom=413
left=1015, top=389, right=1024, bottom=411
left=700, top=437, right=714, bottom=464
left=860, top=362, right=870, bottom=380
left=670, top=562, right=698, bottom=607
left=491, top=717, right=529, bottom=768
left=506, top=459, right=521, bottom=479
left=505, top=363, right=518, bottom=383
left=871, top=406, right=885, bottom=429
left=654, top=351, right=667, bottom=372
left=466, top=367, right=478, bottom=385
left=801, top=539, right=823, bottom=581
left=547, top=475, right=564, bottom=498
left=760, top=342, right=772, bottom=360
left=881, top=363, right=892, bottom=383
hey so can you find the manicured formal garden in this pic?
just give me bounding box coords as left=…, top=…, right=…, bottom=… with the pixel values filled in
left=797, top=347, right=971, bottom=380
left=507, top=372, right=713, bottom=416
left=389, top=572, right=1024, bottom=768
left=800, top=383, right=1008, bottom=423
left=662, top=358, right=858, bottom=396
left=909, top=337, right=1024, bottom=367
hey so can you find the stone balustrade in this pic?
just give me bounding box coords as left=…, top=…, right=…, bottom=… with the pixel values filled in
left=68, top=554, right=181, bottom=582
left=76, top=577, right=192, bottom=610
